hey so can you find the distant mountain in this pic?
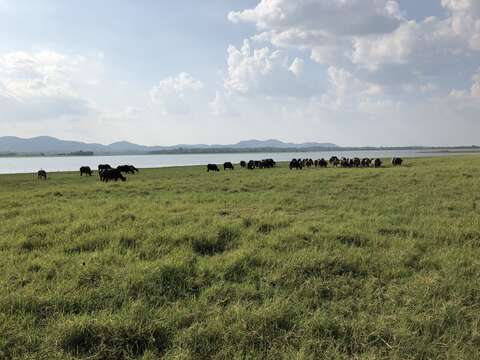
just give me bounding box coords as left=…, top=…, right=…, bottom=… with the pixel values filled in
left=0, top=136, right=108, bottom=154
left=0, top=136, right=338, bottom=155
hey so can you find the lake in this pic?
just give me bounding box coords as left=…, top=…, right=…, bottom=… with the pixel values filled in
left=0, top=149, right=475, bottom=174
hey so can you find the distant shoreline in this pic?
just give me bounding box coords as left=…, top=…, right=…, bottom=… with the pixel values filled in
left=0, top=146, right=479, bottom=158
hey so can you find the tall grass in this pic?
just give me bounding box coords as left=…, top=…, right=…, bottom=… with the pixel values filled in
left=0, top=156, right=479, bottom=359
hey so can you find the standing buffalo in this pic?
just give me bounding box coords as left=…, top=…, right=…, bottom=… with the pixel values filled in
left=37, top=170, right=47, bottom=180
left=207, top=164, right=220, bottom=172
left=392, top=157, right=403, bottom=166
left=99, top=168, right=126, bottom=182
left=329, top=156, right=340, bottom=167
left=317, top=158, right=328, bottom=168
left=289, top=159, right=303, bottom=170
left=240, top=161, right=246, bottom=168
left=224, top=162, right=234, bottom=170
left=80, top=166, right=92, bottom=176
left=98, top=164, right=112, bottom=172
left=117, top=165, right=139, bottom=174
left=374, top=158, right=382, bottom=168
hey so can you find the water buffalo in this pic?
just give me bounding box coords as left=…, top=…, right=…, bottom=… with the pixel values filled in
left=289, top=159, right=303, bottom=170
left=247, top=160, right=255, bottom=170
left=374, top=158, right=382, bottom=168
left=117, top=165, right=138, bottom=174
left=37, top=170, right=47, bottom=180
left=240, top=161, right=246, bottom=168
left=98, top=164, right=112, bottom=172
left=264, top=158, right=276, bottom=168
left=392, top=157, right=403, bottom=166
left=207, top=164, right=220, bottom=172
left=99, top=168, right=126, bottom=182
left=317, top=158, right=328, bottom=168
left=361, top=158, right=372, bottom=167
left=80, top=166, right=92, bottom=176
left=329, top=156, right=340, bottom=167
left=224, top=162, right=234, bottom=170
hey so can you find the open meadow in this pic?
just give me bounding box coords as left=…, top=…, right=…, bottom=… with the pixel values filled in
left=1, top=156, right=480, bottom=359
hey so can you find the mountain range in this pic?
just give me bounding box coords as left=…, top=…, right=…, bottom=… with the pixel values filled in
left=0, top=136, right=338, bottom=155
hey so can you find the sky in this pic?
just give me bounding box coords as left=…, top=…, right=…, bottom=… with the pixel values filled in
left=0, top=0, right=479, bottom=147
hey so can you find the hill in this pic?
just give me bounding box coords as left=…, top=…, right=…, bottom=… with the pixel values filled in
left=0, top=136, right=338, bottom=155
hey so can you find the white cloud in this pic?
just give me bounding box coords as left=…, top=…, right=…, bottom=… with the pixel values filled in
left=289, top=57, right=304, bottom=76
left=209, top=91, right=237, bottom=117
left=229, top=0, right=480, bottom=114
left=0, top=50, right=100, bottom=121
left=149, top=72, right=203, bottom=115
left=224, top=39, right=312, bottom=97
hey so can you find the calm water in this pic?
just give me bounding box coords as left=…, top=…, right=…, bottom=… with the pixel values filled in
left=0, top=150, right=473, bottom=174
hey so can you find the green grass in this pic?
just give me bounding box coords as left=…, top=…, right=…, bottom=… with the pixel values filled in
left=1, top=156, right=480, bottom=359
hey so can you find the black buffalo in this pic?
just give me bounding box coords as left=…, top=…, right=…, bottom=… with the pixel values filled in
left=224, top=162, right=234, bottom=170
left=80, top=166, right=92, bottom=176
left=329, top=156, right=340, bottom=167
left=117, top=165, right=139, bottom=174
left=361, top=158, right=372, bottom=167
left=207, top=164, right=220, bottom=172
left=240, top=161, right=246, bottom=168
left=392, top=157, right=403, bottom=166
left=289, top=159, right=303, bottom=170
left=99, top=168, right=126, bottom=182
left=37, top=170, right=47, bottom=180
left=317, top=158, right=328, bottom=168
left=98, top=164, right=112, bottom=172
left=247, top=160, right=255, bottom=170
left=374, top=158, right=382, bottom=168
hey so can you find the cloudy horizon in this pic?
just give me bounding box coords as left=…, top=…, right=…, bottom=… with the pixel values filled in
left=0, top=0, right=479, bottom=147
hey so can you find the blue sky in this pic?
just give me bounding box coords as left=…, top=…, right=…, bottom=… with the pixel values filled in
left=0, top=0, right=479, bottom=146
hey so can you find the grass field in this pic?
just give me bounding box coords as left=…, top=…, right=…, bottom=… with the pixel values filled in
left=1, top=156, right=479, bottom=359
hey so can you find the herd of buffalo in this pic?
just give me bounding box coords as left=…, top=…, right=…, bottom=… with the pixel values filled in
left=209, top=157, right=404, bottom=172
left=37, top=164, right=139, bottom=182
left=36, top=157, right=404, bottom=180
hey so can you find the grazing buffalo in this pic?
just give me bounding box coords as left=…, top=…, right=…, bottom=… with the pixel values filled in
left=37, top=170, right=47, bottom=180
left=361, top=158, right=372, bottom=167
left=80, top=166, right=92, bottom=176
left=224, top=162, right=234, bottom=170
left=392, top=157, right=403, bottom=166
left=247, top=160, right=255, bottom=170
left=261, top=158, right=276, bottom=168
left=207, top=164, right=220, bottom=172
left=99, top=168, right=126, bottom=182
left=240, top=161, right=246, bottom=168
left=117, top=165, right=138, bottom=174
left=317, top=158, right=328, bottom=168
left=98, top=164, right=112, bottom=172
left=329, top=156, right=340, bottom=167
left=289, top=159, right=303, bottom=170
left=374, top=158, right=382, bottom=168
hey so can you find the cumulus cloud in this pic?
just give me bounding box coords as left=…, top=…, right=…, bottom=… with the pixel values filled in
left=149, top=72, right=204, bottom=115
left=209, top=91, right=238, bottom=117
left=0, top=51, right=99, bottom=121
left=228, top=0, right=480, bottom=113
left=224, top=39, right=314, bottom=97
left=289, top=57, right=304, bottom=76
